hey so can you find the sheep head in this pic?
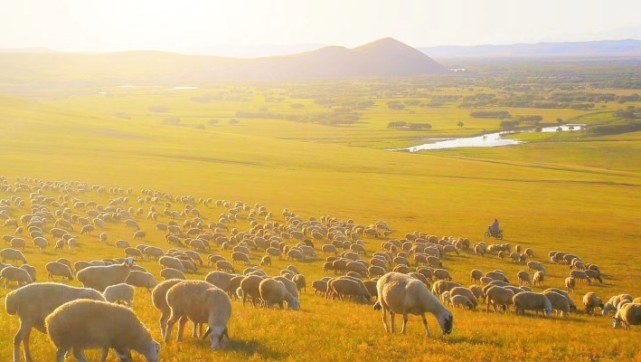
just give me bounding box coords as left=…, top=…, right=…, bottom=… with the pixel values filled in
left=438, top=311, right=454, bottom=335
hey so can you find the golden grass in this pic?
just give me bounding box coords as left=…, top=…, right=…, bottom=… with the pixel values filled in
left=0, top=88, right=640, bottom=361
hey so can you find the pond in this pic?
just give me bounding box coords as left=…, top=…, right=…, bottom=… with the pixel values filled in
left=403, top=124, right=586, bottom=152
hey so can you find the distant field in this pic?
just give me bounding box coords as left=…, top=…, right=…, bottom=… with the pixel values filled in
left=1, top=73, right=641, bottom=361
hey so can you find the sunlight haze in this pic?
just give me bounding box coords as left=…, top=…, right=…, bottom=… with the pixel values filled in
left=1, top=0, right=640, bottom=54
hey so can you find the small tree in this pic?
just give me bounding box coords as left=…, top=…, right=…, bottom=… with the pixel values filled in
left=556, top=117, right=563, bottom=124
left=457, top=121, right=464, bottom=128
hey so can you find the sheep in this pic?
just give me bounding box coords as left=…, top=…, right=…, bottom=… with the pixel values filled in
left=603, top=294, right=634, bottom=316
left=374, top=272, right=453, bottom=337
left=180, top=259, right=198, bottom=274
left=5, top=282, right=105, bottom=362
left=470, top=269, right=483, bottom=283
left=76, top=258, right=135, bottom=292
left=543, top=290, right=570, bottom=317
left=485, top=286, right=514, bottom=313
left=160, top=268, right=185, bottom=280
left=260, top=255, right=271, bottom=266
left=292, top=274, right=306, bottom=293
left=517, top=271, right=531, bottom=286
left=433, top=269, right=452, bottom=281
left=1, top=248, right=27, bottom=265
left=532, top=271, right=545, bottom=286
left=165, top=280, right=232, bottom=350
left=159, top=256, right=184, bottom=272
left=126, top=270, right=158, bottom=290
left=45, top=299, right=160, bottom=362
left=231, top=251, right=251, bottom=265
left=543, top=288, right=577, bottom=312
left=485, top=271, right=509, bottom=283
left=10, top=238, right=26, bottom=249
left=1, top=266, right=33, bottom=288
left=565, top=277, right=576, bottom=293
left=431, top=280, right=462, bottom=296
left=103, top=283, right=135, bottom=307
left=469, top=285, right=485, bottom=302
left=151, top=279, right=184, bottom=340
left=527, top=261, right=545, bottom=274
left=569, top=270, right=591, bottom=284
left=449, top=287, right=478, bottom=309
left=583, top=292, right=604, bottom=315
left=513, top=291, right=553, bottom=317
left=450, top=294, right=474, bottom=309
left=585, top=269, right=603, bottom=284
left=216, top=260, right=235, bottom=273
left=240, top=275, right=266, bottom=307
left=143, top=246, right=165, bottom=260
left=613, top=303, right=641, bottom=329
left=125, top=247, right=144, bottom=260
left=46, top=262, right=74, bottom=281
left=259, top=278, right=300, bottom=310
left=327, top=277, right=371, bottom=303
left=312, top=279, right=329, bottom=296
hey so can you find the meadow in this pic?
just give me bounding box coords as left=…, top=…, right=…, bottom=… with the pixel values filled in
left=0, top=67, right=640, bottom=361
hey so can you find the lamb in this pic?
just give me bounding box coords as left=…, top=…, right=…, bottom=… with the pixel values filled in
left=46, top=262, right=74, bottom=281
left=160, top=268, right=185, bottom=280
left=613, top=303, right=641, bottom=329
left=159, top=256, right=185, bottom=272
left=532, top=271, right=545, bottom=286
left=76, top=258, right=135, bottom=292
left=470, top=269, right=483, bottom=283
left=450, top=295, right=474, bottom=309
left=513, top=291, right=553, bottom=317
left=5, top=282, right=105, bottom=362
left=517, top=271, right=531, bottom=286
left=165, top=280, right=232, bottom=350
left=1, top=248, right=27, bottom=265
left=374, top=272, right=453, bottom=337
left=583, top=292, right=604, bottom=315
left=103, top=283, right=135, bottom=307
left=1, top=266, right=33, bottom=287
left=259, top=278, right=300, bottom=310
left=543, top=290, right=570, bottom=317
left=565, top=277, right=576, bottom=293
left=126, top=270, right=158, bottom=290
left=485, top=286, right=514, bottom=313
left=449, top=287, right=478, bottom=309
left=45, top=299, right=160, bottom=362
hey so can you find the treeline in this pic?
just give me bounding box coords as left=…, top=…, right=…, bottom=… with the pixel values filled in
left=235, top=108, right=361, bottom=126
left=387, top=121, right=432, bottom=130
left=470, top=110, right=512, bottom=119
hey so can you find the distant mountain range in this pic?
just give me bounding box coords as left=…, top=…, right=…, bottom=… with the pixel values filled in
left=0, top=38, right=445, bottom=86
left=420, top=39, right=641, bottom=59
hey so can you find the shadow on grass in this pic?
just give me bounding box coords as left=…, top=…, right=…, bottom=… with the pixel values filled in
left=226, top=338, right=286, bottom=359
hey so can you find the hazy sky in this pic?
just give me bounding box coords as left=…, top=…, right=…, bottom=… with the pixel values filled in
left=1, top=0, right=640, bottom=53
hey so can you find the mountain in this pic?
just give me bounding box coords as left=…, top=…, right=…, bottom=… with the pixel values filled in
left=420, top=39, right=641, bottom=59
left=0, top=38, right=446, bottom=89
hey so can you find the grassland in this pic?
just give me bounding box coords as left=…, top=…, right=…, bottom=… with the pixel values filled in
left=0, top=70, right=640, bottom=361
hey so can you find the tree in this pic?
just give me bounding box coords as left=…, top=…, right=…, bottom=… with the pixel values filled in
left=556, top=117, right=563, bottom=124
left=457, top=121, right=464, bottom=128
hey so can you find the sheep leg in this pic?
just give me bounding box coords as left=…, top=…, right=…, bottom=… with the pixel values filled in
left=177, top=316, right=188, bottom=342
left=421, top=313, right=431, bottom=337
left=55, top=349, right=67, bottom=362
left=390, top=312, right=396, bottom=333
left=401, top=314, right=409, bottom=334
left=14, top=322, right=31, bottom=362
left=100, top=347, right=109, bottom=362
left=164, top=314, right=180, bottom=343
left=381, top=308, right=389, bottom=333
left=73, top=348, right=88, bottom=362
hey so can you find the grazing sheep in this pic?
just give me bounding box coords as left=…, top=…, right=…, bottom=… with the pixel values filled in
left=312, top=279, right=328, bottom=296
left=216, top=260, right=235, bottom=273
left=292, top=274, right=306, bottom=293
left=585, top=269, right=603, bottom=284
left=543, top=288, right=577, bottom=312
left=115, top=240, right=131, bottom=249
left=76, top=258, right=135, bottom=292
left=543, top=290, right=570, bottom=317
left=165, top=280, right=232, bottom=350
left=10, top=238, right=26, bottom=249
left=565, top=277, right=576, bottom=293
left=240, top=275, right=266, bottom=307
left=613, top=303, right=641, bottom=329
left=374, top=272, right=453, bottom=337
left=517, top=271, right=531, bottom=286
left=260, top=255, right=271, bottom=266
left=5, top=282, right=105, bottom=362
left=151, top=279, right=184, bottom=339
left=450, top=294, right=474, bottom=309
left=46, top=262, right=74, bottom=281
left=433, top=269, right=452, bottom=281
left=144, top=246, right=165, bottom=260
left=513, top=291, right=553, bottom=317
left=1, top=248, right=27, bottom=265
left=259, top=278, right=300, bottom=310
left=485, top=271, right=509, bottom=283
left=470, top=269, right=483, bottom=284
left=485, top=286, right=514, bottom=313
left=583, top=292, right=604, bottom=315
left=126, top=271, right=158, bottom=290
left=231, top=252, right=251, bottom=265
left=328, top=277, right=371, bottom=303
left=449, top=287, right=478, bottom=309
left=125, top=247, right=144, bottom=260
left=526, top=261, right=545, bottom=274
left=159, top=256, right=184, bottom=272
left=570, top=270, right=592, bottom=284
left=603, top=294, right=634, bottom=316
left=45, top=299, right=160, bottom=362
left=431, top=280, right=462, bottom=296
left=180, top=259, right=198, bottom=274
left=160, top=268, right=185, bottom=280
left=103, top=283, right=135, bottom=307
left=1, top=266, right=33, bottom=287
left=532, top=271, right=545, bottom=286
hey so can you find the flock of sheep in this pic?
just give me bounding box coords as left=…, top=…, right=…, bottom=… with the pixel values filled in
left=0, top=175, right=640, bottom=361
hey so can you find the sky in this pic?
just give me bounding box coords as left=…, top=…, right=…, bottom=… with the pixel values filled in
left=1, top=0, right=640, bottom=55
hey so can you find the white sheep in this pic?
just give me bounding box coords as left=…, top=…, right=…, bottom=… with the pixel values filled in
left=374, top=272, right=453, bottom=337
left=543, top=290, right=570, bottom=317
left=259, top=278, right=300, bottom=310
left=613, top=303, right=641, bottom=329
left=485, top=286, right=514, bottom=313
left=165, top=280, right=232, bottom=350
left=103, top=283, right=135, bottom=307
left=160, top=268, right=185, bottom=280
left=583, top=292, right=604, bottom=315
left=76, top=258, right=134, bottom=292
left=46, top=262, right=74, bottom=281
left=513, top=291, right=553, bottom=317
left=0, top=248, right=27, bottom=265
left=45, top=299, right=160, bottom=362
left=125, top=270, right=157, bottom=290
left=1, top=266, right=33, bottom=288
left=5, top=282, right=105, bottom=362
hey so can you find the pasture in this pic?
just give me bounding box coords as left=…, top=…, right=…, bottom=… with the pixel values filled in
left=1, top=74, right=640, bottom=361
